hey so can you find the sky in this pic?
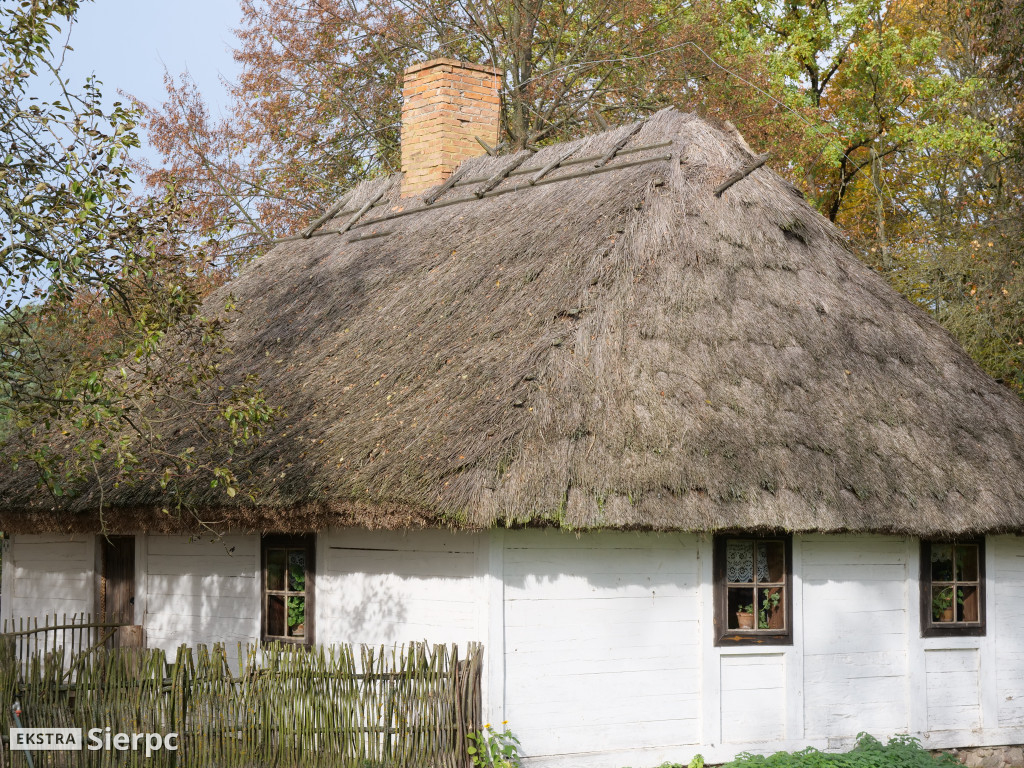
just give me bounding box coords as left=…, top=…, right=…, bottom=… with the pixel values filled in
left=54, top=0, right=243, bottom=160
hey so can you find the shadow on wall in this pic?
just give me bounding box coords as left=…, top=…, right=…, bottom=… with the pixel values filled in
left=144, top=534, right=414, bottom=656
left=329, top=572, right=408, bottom=641
left=317, top=531, right=476, bottom=646
left=143, top=534, right=260, bottom=669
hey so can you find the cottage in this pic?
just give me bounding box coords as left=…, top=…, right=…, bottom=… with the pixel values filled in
left=3, top=59, right=1024, bottom=768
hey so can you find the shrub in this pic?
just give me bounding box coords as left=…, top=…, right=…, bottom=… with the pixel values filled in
left=724, top=734, right=960, bottom=768
left=629, top=734, right=962, bottom=768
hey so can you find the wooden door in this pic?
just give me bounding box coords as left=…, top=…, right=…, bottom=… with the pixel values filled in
left=99, top=535, right=135, bottom=625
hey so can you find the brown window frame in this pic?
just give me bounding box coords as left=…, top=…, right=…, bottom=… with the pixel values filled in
left=713, top=534, right=793, bottom=647
left=920, top=539, right=985, bottom=638
left=261, top=534, right=315, bottom=646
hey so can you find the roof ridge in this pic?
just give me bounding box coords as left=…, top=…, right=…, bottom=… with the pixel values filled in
left=286, top=112, right=674, bottom=241
left=274, top=125, right=676, bottom=245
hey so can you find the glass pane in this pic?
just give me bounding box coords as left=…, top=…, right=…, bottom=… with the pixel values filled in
left=267, top=549, right=286, bottom=591
left=287, top=597, right=306, bottom=637
left=956, top=545, right=979, bottom=582
left=728, top=587, right=755, bottom=629
left=759, top=541, right=786, bottom=583
left=267, top=594, right=286, bottom=637
left=757, top=587, right=785, bottom=630
left=726, top=541, right=754, bottom=583
left=932, top=586, right=956, bottom=622
left=288, top=550, right=307, bottom=592
left=959, top=586, right=979, bottom=622
left=931, top=544, right=954, bottom=581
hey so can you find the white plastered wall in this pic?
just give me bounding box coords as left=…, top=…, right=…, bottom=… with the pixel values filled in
left=499, top=531, right=1024, bottom=768
left=800, top=534, right=910, bottom=747
left=6, top=529, right=1024, bottom=767
left=315, top=528, right=486, bottom=646
left=142, top=534, right=261, bottom=655
left=500, top=529, right=701, bottom=768
left=2, top=534, right=95, bottom=625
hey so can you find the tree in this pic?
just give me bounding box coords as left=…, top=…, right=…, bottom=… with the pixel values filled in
left=678, top=0, right=1022, bottom=393
left=1, top=0, right=277, bottom=525
left=868, top=0, right=1024, bottom=394
left=134, top=0, right=694, bottom=267
left=691, top=0, right=1004, bottom=230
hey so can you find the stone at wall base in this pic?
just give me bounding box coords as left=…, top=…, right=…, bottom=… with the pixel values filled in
left=941, top=745, right=1024, bottom=768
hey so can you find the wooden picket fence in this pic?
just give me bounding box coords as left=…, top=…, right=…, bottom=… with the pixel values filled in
left=0, top=614, right=132, bottom=674
left=0, top=639, right=483, bottom=768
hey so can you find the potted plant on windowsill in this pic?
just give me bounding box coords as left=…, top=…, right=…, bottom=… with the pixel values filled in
left=932, top=587, right=964, bottom=622
left=736, top=604, right=755, bottom=629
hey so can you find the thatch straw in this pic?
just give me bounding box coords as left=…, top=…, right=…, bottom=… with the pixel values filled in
left=4, top=108, right=1024, bottom=536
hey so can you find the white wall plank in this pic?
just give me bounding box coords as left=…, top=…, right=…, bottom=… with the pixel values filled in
left=721, top=653, right=786, bottom=743
left=316, top=528, right=484, bottom=647
left=989, top=536, right=1024, bottom=729
left=503, top=530, right=699, bottom=759
left=801, top=534, right=909, bottom=740
left=142, top=534, right=259, bottom=655
left=7, top=534, right=94, bottom=622
left=926, top=648, right=981, bottom=731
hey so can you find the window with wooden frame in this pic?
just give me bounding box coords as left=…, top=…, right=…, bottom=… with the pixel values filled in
left=261, top=535, right=315, bottom=645
left=714, top=535, right=792, bottom=646
left=921, top=540, right=984, bottom=637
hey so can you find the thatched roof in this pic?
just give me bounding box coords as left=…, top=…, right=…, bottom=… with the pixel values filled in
left=4, top=107, right=1024, bottom=536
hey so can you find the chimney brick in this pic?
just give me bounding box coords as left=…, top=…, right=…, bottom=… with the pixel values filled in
left=401, top=58, right=501, bottom=198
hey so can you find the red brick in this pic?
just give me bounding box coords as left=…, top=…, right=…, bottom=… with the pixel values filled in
left=401, top=58, right=502, bottom=197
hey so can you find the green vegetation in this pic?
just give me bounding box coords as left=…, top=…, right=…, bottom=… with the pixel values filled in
left=633, top=734, right=962, bottom=768
left=287, top=561, right=306, bottom=630
left=0, top=0, right=278, bottom=525
left=932, top=587, right=966, bottom=620
left=467, top=723, right=523, bottom=768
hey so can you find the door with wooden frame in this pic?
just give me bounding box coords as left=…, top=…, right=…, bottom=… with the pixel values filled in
left=97, top=535, right=136, bottom=636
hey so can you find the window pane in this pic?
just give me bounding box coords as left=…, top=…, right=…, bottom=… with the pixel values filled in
left=726, top=541, right=754, bottom=583
left=717, top=536, right=795, bottom=645
left=267, top=594, right=286, bottom=637
left=267, top=549, right=286, bottom=591
left=288, top=550, right=307, bottom=592
left=959, top=586, right=980, bottom=622
left=921, top=540, right=985, bottom=636
left=931, top=545, right=954, bottom=581
left=758, top=587, right=785, bottom=630
left=759, top=541, right=786, bottom=583
left=728, top=587, right=755, bottom=629
left=287, top=597, right=306, bottom=637
left=932, top=586, right=956, bottom=622
left=956, top=545, right=979, bottom=582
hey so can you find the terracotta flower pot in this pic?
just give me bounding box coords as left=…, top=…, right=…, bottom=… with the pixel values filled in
left=736, top=612, right=755, bottom=629
left=941, top=608, right=954, bottom=622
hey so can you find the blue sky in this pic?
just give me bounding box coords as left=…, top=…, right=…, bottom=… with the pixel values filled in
left=57, top=0, right=243, bottom=159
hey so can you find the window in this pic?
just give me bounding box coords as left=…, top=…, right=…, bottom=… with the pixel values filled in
left=714, top=535, right=792, bottom=646
left=921, top=539, right=984, bottom=637
left=261, top=535, right=315, bottom=645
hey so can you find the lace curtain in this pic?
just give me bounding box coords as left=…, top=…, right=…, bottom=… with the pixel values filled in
left=726, top=540, right=771, bottom=582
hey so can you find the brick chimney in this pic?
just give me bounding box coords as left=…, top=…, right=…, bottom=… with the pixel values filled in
left=400, top=58, right=501, bottom=198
